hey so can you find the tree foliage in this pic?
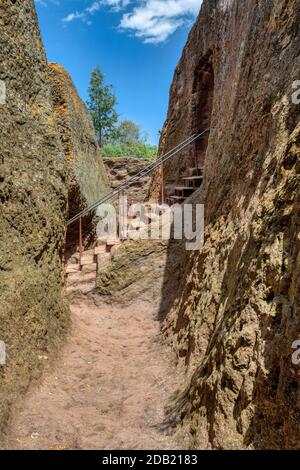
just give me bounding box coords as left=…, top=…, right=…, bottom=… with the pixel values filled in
left=87, top=68, right=157, bottom=158
left=101, top=142, right=157, bottom=159
left=101, top=118, right=156, bottom=159
left=87, top=66, right=118, bottom=146
left=116, top=120, right=143, bottom=144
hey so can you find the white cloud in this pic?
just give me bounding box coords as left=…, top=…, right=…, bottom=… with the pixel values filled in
left=62, top=1, right=130, bottom=23
left=120, top=0, right=201, bottom=44
left=87, top=1, right=130, bottom=14
left=61, top=0, right=202, bottom=43
left=35, top=0, right=60, bottom=6
left=63, top=11, right=86, bottom=23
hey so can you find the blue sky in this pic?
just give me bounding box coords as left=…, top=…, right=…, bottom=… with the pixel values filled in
left=35, top=1, right=202, bottom=145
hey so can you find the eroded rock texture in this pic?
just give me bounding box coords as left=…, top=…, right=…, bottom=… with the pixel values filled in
left=0, top=0, right=68, bottom=434
left=96, top=239, right=185, bottom=315
left=103, top=157, right=151, bottom=203
left=48, top=63, right=109, bottom=254
left=155, top=0, right=300, bottom=449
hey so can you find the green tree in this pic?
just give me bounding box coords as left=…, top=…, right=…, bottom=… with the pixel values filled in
left=117, top=120, right=142, bottom=144
left=87, top=66, right=118, bottom=146
left=101, top=142, right=157, bottom=159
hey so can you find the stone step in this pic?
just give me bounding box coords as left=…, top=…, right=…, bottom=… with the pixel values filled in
left=97, top=237, right=108, bottom=246
left=169, top=194, right=186, bottom=200
left=106, top=238, right=121, bottom=247
left=80, top=255, right=95, bottom=266
left=97, top=237, right=119, bottom=246
left=186, top=167, right=203, bottom=177
left=166, top=195, right=185, bottom=205
left=174, top=186, right=194, bottom=196
left=67, top=271, right=96, bottom=286
left=67, top=283, right=95, bottom=294
left=82, top=249, right=95, bottom=257
left=81, top=263, right=97, bottom=273
left=97, top=253, right=111, bottom=262
left=182, top=176, right=203, bottom=188
left=65, top=264, right=81, bottom=274
left=94, top=245, right=107, bottom=255
left=182, top=175, right=203, bottom=181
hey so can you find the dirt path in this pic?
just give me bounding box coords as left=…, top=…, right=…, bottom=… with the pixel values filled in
left=3, top=297, right=182, bottom=450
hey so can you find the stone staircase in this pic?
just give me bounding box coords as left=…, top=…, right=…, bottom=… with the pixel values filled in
left=66, top=210, right=155, bottom=294
left=166, top=167, right=203, bottom=205
left=65, top=238, right=121, bottom=294
left=65, top=167, right=204, bottom=293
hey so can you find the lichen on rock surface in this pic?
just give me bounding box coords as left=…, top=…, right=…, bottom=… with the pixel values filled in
left=0, top=0, right=69, bottom=435
left=150, top=0, right=300, bottom=450
left=48, top=63, right=110, bottom=253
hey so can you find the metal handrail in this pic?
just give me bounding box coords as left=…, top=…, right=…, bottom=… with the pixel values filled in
left=67, top=129, right=209, bottom=226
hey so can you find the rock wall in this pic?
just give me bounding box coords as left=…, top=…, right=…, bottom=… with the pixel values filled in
left=96, top=239, right=185, bottom=314
left=48, top=63, right=110, bottom=254
left=156, top=0, right=300, bottom=449
left=0, top=0, right=69, bottom=435
left=103, top=157, right=151, bottom=204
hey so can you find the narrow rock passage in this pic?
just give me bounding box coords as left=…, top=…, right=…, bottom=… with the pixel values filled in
left=4, top=297, right=182, bottom=450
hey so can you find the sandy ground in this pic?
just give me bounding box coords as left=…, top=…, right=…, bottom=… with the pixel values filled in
left=3, top=297, right=182, bottom=450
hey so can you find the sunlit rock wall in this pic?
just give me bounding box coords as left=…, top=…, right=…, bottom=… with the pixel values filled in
left=48, top=63, right=110, bottom=253
left=0, top=0, right=69, bottom=436
left=157, top=0, right=300, bottom=449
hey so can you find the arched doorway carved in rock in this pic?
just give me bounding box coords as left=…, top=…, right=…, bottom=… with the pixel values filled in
left=192, top=52, right=214, bottom=170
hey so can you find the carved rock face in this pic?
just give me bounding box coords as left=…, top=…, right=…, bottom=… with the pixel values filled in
left=0, top=0, right=69, bottom=436
left=153, top=0, right=300, bottom=449
left=0, top=1, right=110, bottom=437
left=103, top=157, right=152, bottom=204
left=48, top=63, right=110, bottom=255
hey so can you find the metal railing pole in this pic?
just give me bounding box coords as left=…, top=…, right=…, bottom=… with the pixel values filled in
left=120, top=190, right=126, bottom=241
left=79, top=216, right=83, bottom=265
left=161, top=163, right=164, bottom=205
left=194, top=140, right=198, bottom=170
